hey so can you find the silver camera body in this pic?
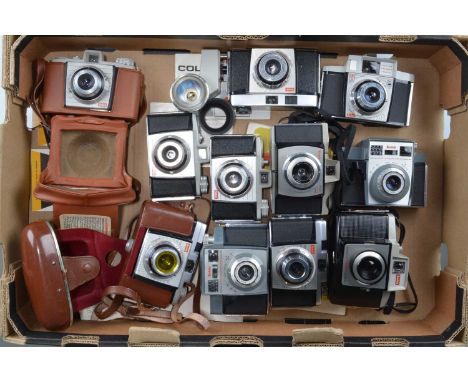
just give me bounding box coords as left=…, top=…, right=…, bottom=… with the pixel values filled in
left=55, top=50, right=136, bottom=111
left=210, top=135, right=271, bottom=221
left=365, top=139, right=415, bottom=206
left=147, top=105, right=209, bottom=201
left=271, top=123, right=340, bottom=216
left=133, top=221, right=206, bottom=305
left=321, top=54, right=414, bottom=127
left=200, top=224, right=270, bottom=316
left=229, top=48, right=320, bottom=107
left=340, top=214, right=409, bottom=294
left=270, top=217, right=327, bottom=307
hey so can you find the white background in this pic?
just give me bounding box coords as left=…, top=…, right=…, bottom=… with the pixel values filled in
left=0, top=0, right=467, bottom=380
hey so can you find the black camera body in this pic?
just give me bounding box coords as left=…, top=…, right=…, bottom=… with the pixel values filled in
left=328, top=211, right=409, bottom=308
left=320, top=55, right=414, bottom=127
left=269, top=217, right=328, bottom=307
left=271, top=123, right=339, bottom=216
left=229, top=48, right=320, bottom=108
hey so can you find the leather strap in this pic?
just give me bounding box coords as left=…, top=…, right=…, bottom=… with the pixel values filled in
left=94, top=283, right=209, bottom=330
left=28, top=58, right=51, bottom=142
left=62, top=256, right=100, bottom=291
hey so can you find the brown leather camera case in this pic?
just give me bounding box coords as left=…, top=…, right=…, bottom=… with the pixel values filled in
left=20, top=221, right=99, bottom=330
left=40, top=61, right=145, bottom=123
left=33, top=115, right=136, bottom=236
left=41, top=115, right=129, bottom=189
left=119, top=201, right=196, bottom=308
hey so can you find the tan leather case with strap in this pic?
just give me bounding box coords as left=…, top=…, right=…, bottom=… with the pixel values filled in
left=39, top=61, right=146, bottom=124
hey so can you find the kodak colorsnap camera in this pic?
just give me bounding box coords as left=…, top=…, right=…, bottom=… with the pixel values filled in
left=121, top=201, right=206, bottom=308
left=147, top=108, right=209, bottom=200
left=229, top=48, right=320, bottom=107
left=210, top=135, right=271, bottom=221
left=270, top=217, right=328, bottom=307
left=328, top=211, right=409, bottom=308
left=201, top=224, right=269, bottom=316
left=271, top=123, right=340, bottom=216
left=340, top=139, right=427, bottom=208
left=320, top=54, right=414, bottom=127
left=40, top=50, right=145, bottom=122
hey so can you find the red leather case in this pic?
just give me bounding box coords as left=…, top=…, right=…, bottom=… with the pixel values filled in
left=21, top=221, right=127, bottom=330
left=55, top=228, right=127, bottom=311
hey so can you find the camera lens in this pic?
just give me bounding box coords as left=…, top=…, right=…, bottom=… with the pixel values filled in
left=354, top=81, right=386, bottom=112
left=232, top=259, right=261, bottom=287
left=217, top=162, right=252, bottom=197
left=352, top=251, right=386, bottom=284
left=357, top=257, right=383, bottom=281
left=292, top=162, right=314, bottom=184
left=225, top=171, right=242, bottom=188
left=285, top=154, right=321, bottom=190
left=238, top=264, right=255, bottom=282
left=381, top=170, right=406, bottom=196
left=71, top=67, right=104, bottom=101
left=280, top=251, right=313, bottom=284
left=265, top=58, right=281, bottom=76
left=150, top=247, right=181, bottom=277
left=256, top=51, right=289, bottom=88
left=77, top=73, right=95, bottom=90
left=154, top=137, right=188, bottom=173
left=385, top=175, right=402, bottom=192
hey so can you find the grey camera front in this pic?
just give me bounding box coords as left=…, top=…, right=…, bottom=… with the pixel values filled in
left=340, top=138, right=427, bottom=208
left=200, top=224, right=270, bottom=316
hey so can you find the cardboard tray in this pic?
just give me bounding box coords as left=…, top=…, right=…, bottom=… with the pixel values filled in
left=0, top=35, right=467, bottom=347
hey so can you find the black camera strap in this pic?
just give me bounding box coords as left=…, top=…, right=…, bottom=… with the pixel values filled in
left=382, top=213, right=418, bottom=315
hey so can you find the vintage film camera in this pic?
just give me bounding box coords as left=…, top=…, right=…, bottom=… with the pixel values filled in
left=147, top=108, right=209, bottom=201
left=270, top=217, right=328, bottom=307
left=40, top=50, right=145, bottom=122
left=340, top=139, right=427, bottom=208
left=201, top=224, right=269, bottom=316
left=328, top=211, right=409, bottom=308
left=320, top=54, right=414, bottom=127
left=271, top=123, right=340, bottom=216
left=121, top=201, right=206, bottom=308
left=229, top=48, right=320, bottom=107
left=210, top=135, right=271, bottom=221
